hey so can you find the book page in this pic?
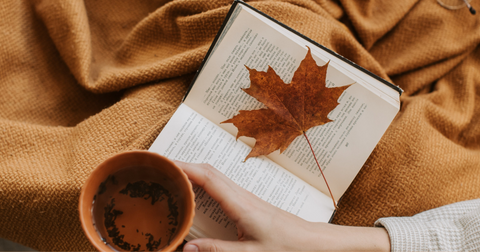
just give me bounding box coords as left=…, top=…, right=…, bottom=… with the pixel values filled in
left=183, top=4, right=399, bottom=199
left=268, top=84, right=398, bottom=199
left=242, top=5, right=400, bottom=107
left=149, top=104, right=335, bottom=240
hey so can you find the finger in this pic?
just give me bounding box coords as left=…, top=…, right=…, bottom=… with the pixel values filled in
left=173, top=161, right=231, bottom=190
left=183, top=239, right=257, bottom=252
left=173, top=161, right=242, bottom=202
left=173, top=161, right=257, bottom=220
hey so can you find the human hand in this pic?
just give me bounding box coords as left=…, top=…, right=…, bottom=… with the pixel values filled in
left=174, top=161, right=390, bottom=252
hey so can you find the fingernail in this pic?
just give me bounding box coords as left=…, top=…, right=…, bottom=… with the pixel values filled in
left=184, top=244, right=198, bottom=252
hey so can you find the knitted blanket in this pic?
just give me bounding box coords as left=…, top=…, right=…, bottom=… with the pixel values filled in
left=1, top=0, right=479, bottom=250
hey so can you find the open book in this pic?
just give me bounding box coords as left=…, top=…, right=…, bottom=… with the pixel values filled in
left=149, top=0, right=402, bottom=241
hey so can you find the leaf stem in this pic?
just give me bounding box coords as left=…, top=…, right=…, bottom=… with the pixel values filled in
left=303, top=132, right=337, bottom=210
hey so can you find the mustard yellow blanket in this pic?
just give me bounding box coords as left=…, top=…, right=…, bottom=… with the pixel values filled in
left=1, top=0, right=479, bottom=250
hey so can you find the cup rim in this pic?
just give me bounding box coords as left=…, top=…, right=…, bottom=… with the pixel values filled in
left=78, top=150, right=195, bottom=251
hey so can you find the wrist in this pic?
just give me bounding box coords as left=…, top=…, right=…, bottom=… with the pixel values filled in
left=308, top=222, right=391, bottom=252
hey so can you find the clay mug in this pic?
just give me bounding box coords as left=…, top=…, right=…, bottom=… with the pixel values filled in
left=79, top=150, right=195, bottom=251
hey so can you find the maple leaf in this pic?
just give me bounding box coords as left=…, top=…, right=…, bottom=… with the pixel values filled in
left=222, top=47, right=351, bottom=160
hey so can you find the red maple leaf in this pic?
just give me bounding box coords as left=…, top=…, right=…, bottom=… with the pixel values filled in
left=223, top=47, right=350, bottom=159
left=222, top=47, right=351, bottom=208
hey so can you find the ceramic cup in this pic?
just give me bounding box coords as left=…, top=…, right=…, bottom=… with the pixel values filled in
left=79, top=150, right=195, bottom=251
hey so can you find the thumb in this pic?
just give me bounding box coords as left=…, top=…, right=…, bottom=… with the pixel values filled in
left=183, top=238, right=254, bottom=252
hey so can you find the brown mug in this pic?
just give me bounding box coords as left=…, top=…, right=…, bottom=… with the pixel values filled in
left=79, top=150, right=195, bottom=251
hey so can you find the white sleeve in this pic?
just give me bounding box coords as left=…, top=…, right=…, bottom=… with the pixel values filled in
left=375, top=199, right=480, bottom=252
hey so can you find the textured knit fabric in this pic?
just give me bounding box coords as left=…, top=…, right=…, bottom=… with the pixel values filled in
left=376, top=199, right=480, bottom=252
left=0, top=0, right=479, bottom=250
